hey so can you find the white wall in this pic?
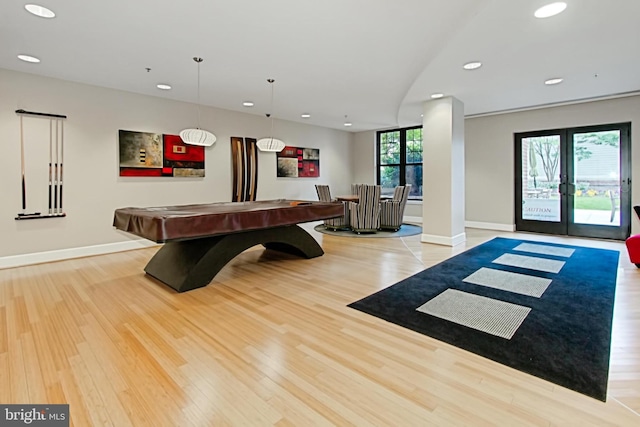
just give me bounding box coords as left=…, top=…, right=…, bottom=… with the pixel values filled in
left=352, top=130, right=376, bottom=184
left=465, top=95, right=639, bottom=234
left=0, top=69, right=354, bottom=260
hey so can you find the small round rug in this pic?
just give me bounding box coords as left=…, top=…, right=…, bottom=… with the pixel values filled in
left=313, top=223, right=422, bottom=238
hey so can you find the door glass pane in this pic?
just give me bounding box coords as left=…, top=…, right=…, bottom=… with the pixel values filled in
left=521, top=136, right=561, bottom=222
left=572, top=130, right=620, bottom=226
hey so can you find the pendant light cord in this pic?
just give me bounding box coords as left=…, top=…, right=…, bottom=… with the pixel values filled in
left=195, top=57, right=203, bottom=129
left=268, top=78, right=275, bottom=138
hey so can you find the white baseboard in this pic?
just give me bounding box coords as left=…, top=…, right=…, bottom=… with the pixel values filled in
left=465, top=221, right=515, bottom=232
left=404, top=216, right=422, bottom=224
left=421, top=232, right=467, bottom=247
left=405, top=218, right=515, bottom=232
left=0, top=240, right=159, bottom=270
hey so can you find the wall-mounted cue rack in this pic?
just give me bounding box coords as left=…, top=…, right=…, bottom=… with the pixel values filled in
left=15, top=109, right=68, bottom=220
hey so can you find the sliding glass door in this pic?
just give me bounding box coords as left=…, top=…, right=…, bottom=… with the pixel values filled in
left=515, top=123, right=631, bottom=240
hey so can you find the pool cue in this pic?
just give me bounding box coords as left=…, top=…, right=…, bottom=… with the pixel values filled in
left=59, top=120, right=64, bottom=212
left=19, top=115, right=26, bottom=212
left=54, top=120, right=59, bottom=213
left=48, top=119, right=53, bottom=214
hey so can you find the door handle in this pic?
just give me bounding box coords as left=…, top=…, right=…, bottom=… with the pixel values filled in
left=558, top=174, right=567, bottom=196
left=558, top=183, right=566, bottom=196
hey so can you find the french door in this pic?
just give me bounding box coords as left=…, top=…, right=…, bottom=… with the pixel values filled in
left=515, top=123, right=631, bottom=240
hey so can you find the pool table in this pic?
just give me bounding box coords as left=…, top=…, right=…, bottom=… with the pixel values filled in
left=113, top=199, right=344, bottom=292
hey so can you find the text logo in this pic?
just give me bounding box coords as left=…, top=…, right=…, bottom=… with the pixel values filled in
left=0, top=405, right=69, bottom=427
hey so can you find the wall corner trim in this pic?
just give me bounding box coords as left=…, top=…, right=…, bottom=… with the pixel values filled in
left=421, top=232, right=466, bottom=247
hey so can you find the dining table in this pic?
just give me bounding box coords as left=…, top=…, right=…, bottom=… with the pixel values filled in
left=336, top=195, right=360, bottom=202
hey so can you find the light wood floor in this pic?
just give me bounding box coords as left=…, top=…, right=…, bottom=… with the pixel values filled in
left=1, top=226, right=639, bottom=426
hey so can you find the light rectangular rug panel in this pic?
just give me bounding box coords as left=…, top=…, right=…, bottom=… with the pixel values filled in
left=463, top=267, right=552, bottom=298
left=416, top=289, right=531, bottom=339
left=513, top=243, right=575, bottom=258
left=493, top=253, right=565, bottom=273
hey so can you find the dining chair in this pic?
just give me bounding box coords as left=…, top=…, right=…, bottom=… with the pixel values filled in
left=380, top=184, right=411, bottom=231
left=315, top=184, right=350, bottom=230
left=349, top=184, right=381, bottom=233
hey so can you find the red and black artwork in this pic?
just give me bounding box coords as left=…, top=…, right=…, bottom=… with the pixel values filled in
left=276, top=146, right=319, bottom=178
left=119, top=130, right=205, bottom=177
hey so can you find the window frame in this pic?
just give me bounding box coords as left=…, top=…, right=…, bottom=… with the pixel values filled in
left=376, top=125, right=423, bottom=200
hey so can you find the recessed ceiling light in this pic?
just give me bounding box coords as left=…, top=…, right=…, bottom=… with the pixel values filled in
left=25, top=4, right=55, bottom=18
left=534, top=2, right=567, bottom=18
left=301, top=113, right=311, bottom=118
left=431, top=93, right=444, bottom=99
left=18, top=54, right=40, bottom=63
left=544, top=78, right=564, bottom=85
left=156, top=84, right=172, bottom=90
left=344, top=122, right=352, bottom=127
left=242, top=101, right=254, bottom=107
left=463, top=61, right=482, bottom=70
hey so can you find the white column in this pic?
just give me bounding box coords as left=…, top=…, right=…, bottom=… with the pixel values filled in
left=421, top=96, right=466, bottom=246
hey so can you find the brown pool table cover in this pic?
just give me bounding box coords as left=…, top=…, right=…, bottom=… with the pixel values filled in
left=113, top=199, right=344, bottom=243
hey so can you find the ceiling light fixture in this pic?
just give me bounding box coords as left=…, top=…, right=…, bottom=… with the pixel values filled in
left=179, top=57, right=217, bottom=147
left=344, top=115, right=352, bottom=127
left=18, top=54, right=40, bottom=63
left=25, top=4, right=55, bottom=18
left=156, top=84, right=171, bottom=90
left=256, top=79, right=285, bottom=152
left=242, top=101, right=254, bottom=107
left=544, top=77, right=564, bottom=85
left=534, top=2, right=567, bottom=18
left=463, top=61, right=482, bottom=70
left=301, top=113, right=311, bottom=118
left=431, top=93, right=444, bottom=99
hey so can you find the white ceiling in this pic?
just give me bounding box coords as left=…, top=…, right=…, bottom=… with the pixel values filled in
left=2, top=0, right=639, bottom=132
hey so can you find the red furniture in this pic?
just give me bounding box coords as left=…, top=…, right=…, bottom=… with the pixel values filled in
left=625, top=206, right=640, bottom=268
left=627, top=235, right=640, bottom=268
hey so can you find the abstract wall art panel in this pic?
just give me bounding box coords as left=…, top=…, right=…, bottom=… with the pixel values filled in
left=162, top=134, right=205, bottom=177
left=276, top=145, right=319, bottom=178
left=118, top=130, right=205, bottom=177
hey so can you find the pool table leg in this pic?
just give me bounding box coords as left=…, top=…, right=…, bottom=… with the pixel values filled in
left=144, top=224, right=324, bottom=292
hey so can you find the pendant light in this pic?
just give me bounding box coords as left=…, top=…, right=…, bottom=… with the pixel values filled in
left=180, top=57, right=217, bottom=147
left=256, top=78, right=285, bottom=152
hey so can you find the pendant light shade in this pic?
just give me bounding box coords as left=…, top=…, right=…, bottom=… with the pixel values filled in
left=179, top=128, right=216, bottom=146
left=256, top=136, right=285, bottom=152
left=180, top=57, right=217, bottom=147
left=256, top=79, right=285, bottom=152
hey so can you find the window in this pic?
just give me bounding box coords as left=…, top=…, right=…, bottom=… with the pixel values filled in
left=377, top=126, right=422, bottom=199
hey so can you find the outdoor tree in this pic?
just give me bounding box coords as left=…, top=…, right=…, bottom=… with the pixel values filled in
left=531, top=136, right=560, bottom=183
left=379, top=129, right=423, bottom=193
left=380, top=131, right=400, bottom=188
left=574, top=131, right=620, bottom=160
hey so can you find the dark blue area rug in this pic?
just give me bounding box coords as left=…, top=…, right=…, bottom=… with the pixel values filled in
left=348, top=237, right=619, bottom=401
